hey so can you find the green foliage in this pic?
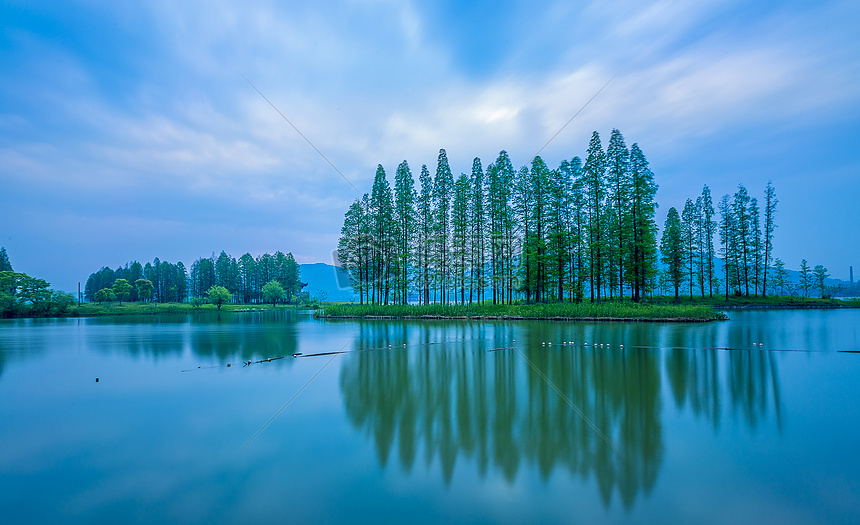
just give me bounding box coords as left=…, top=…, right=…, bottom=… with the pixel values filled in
left=136, top=279, right=154, bottom=301
left=813, top=265, right=830, bottom=298
left=262, top=280, right=285, bottom=307
left=112, top=278, right=132, bottom=305
left=1, top=270, right=75, bottom=317
left=0, top=247, right=12, bottom=272
left=660, top=207, right=684, bottom=300
left=319, top=301, right=724, bottom=321
left=207, top=285, right=231, bottom=310
left=95, top=288, right=116, bottom=304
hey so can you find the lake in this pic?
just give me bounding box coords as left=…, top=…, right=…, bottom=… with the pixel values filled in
left=1, top=309, right=859, bottom=524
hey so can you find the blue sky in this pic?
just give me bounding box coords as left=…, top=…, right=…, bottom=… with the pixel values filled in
left=2, top=0, right=859, bottom=293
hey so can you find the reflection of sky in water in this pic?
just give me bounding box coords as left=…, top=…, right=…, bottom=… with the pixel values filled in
left=0, top=310, right=858, bottom=523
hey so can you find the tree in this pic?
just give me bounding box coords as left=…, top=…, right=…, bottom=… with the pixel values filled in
left=583, top=131, right=607, bottom=302
left=660, top=207, right=684, bottom=300
left=208, top=285, right=231, bottom=310
left=799, top=259, right=812, bottom=298
left=95, top=288, right=116, bottom=304
left=681, top=199, right=698, bottom=298
left=606, top=129, right=630, bottom=299
left=813, top=265, right=830, bottom=298
left=393, top=160, right=416, bottom=304
left=370, top=164, right=394, bottom=304
left=451, top=173, right=470, bottom=303
left=0, top=247, right=12, bottom=272
left=629, top=144, right=658, bottom=303
left=762, top=181, right=778, bottom=296
left=135, top=279, right=154, bottom=302
left=469, top=157, right=486, bottom=304
left=112, top=278, right=132, bottom=305
left=416, top=165, right=434, bottom=304
left=433, top=149, right=454, bottom=303
left=772, top=258, right=789, bottom=296
left=262, top=280, right=285, bottom=308
left=699, top=186, right=716, bottom=297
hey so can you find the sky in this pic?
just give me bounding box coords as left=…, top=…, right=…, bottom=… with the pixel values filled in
left=2, top=0, right=859, bottom=293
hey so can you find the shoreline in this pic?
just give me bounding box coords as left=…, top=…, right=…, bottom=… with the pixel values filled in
left=316, top=314, right=717, bottom=323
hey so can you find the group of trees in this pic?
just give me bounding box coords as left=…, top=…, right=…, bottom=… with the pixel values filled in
left=1, top=247, right=75, bottom=317
left=84, top=250, right=303, bottom=305
left=660, top=182, right=778, bottom=300
left=771, top=258, right=835, bottom=299
left=85, top=258, right=188, bottom=303
left=337, top=129, right=660, bottom=304
left=189, top=250, right=302, bottom=304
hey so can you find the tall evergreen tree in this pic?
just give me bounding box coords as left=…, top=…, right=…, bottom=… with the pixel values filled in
left=732, top=185, right=752, bottom=296
left=660, top=207, right=684, bottom=300
left=762, top=181, right=778, bottom=297
left=681, top=198, right=698, bottom=298
left=433, top=149, right=454, bottom=303
left=0, top=247, right=12, bottom=272
left=417, top=165, right=433, bottom=304
left=394, top=160, right=416, bottom=304
left=628, top=144, right=658, bottom=303
left=606, top=129, right=630, bottom=299
left=547, top=164, right=572, bottom=301
left=583, top=131, right=607, bottom=302
left=469, top=157, right=486, bottom=304
left=451, top=173, right=471, bottom=303
left=370, top=164, right=394, bottom=304
left=699, top=185, right=717, bottom=297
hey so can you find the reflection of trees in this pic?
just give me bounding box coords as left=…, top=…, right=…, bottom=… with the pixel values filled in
left=662, top=324, right=782, bottom=432
left=85, top=311, right=299, bottom=362
left=339, top=321, right=663, bottom=510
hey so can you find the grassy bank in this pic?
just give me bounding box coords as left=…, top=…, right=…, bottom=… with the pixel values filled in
left=71, top=302, right=299, bottom=317
left=646, top=294, right=858, bottom=308
left=316, top=302, right=727, bottom=321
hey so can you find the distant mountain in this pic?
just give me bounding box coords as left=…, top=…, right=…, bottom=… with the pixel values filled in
left=299, top=263, right=358, bottom=302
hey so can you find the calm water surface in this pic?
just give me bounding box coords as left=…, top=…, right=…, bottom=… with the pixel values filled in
left=1, top=310, right=859, bottom=524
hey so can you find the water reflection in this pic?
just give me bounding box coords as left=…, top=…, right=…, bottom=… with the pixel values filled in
left=82, top=311, right=300, bottom=362
left=339, top=321, right=663, bottom=509
left=339, top=319, right=785, bottom=509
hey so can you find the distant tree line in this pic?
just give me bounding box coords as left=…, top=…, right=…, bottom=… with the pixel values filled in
left=659, top=182, right=778, bottom=300
left=84, top=250, right=303, bottom=304
left=338, top=129, right=660, bottom=304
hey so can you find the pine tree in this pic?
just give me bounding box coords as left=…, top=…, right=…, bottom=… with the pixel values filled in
left=417, top=165, right=433, bottom=304
left=514, top=165, right=534, bottom=301
left=749, top=197, right=762, bottom=295
left=606, top=129, right=630, bottom=299
left=700, top=185, right=717, bottom=297
left=394, top=160, right=416, bottom=304
left=762, top=181, right=778, bottom=297
left=681, top=198, right=698, bottom=298
left=660, top=207, right=684, bottom=300
left=370, top=165, right=394, bottom=304
left=529, top=156, right=551, bottom=302
left=0, top=247, right=12, bottom=272
left=718, top=195, right=737, bottom=299
left=469, top=157, right=486, bottom=304
left=451, top=173, right=470, bottom=304
left=799, top=259, right=812, bottom=298
left=433, top=150, right=454, bottom=303
left=583, top=131, right=607, bottom=302
left=732, top=185, right=752, bottom=296
left=628, top=143, right=658, bottom=303
left=548, top=165, right=572, bottom=301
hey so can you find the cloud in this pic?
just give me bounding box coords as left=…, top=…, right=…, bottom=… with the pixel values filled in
left=2, top=0, right=859, bottom=289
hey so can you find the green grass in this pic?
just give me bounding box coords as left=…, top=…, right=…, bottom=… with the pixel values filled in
left=71, top=302, right=298, bottom=316
left=317, top=301, right=726, bottom=321
left=646, top=294, right=853, bottom=308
